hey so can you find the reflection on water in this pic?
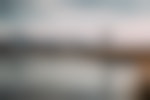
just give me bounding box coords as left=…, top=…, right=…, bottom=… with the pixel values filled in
left=0, top=53, right=140, bottom=100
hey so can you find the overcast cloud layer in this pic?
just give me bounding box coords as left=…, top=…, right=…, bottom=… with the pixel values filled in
left=0, top=0, right=150, bottom=49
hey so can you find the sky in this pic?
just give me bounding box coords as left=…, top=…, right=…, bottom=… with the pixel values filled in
left=0, top=0, right=150, bottom=49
